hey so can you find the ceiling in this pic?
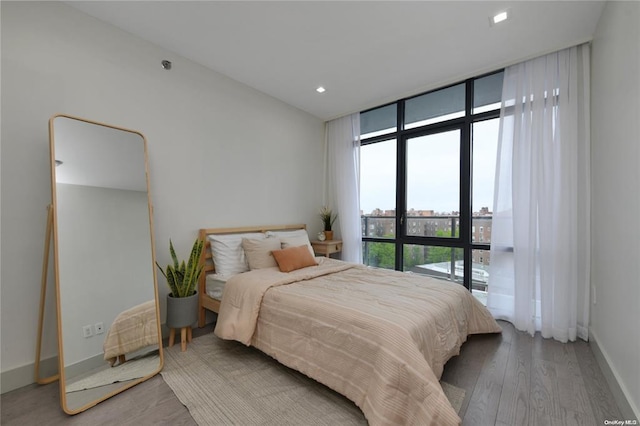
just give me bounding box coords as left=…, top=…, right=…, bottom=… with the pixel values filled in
left=67, top=1, right=605, bottom=121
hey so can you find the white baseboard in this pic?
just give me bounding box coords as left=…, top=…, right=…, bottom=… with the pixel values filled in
left=1, top=351, right=109, bottom=395
left=1, top=355, right=59, bottom=394
left=589, top=329, right=639, bottom=421
left=1, top=321, right=203, bottom=395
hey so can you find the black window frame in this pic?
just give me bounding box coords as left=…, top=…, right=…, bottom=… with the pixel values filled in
left=360, top=70, right=503, bottom=291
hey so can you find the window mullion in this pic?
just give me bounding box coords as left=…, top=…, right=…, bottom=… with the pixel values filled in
left=461, top=79, right=474, bottom=290
left=395, top=101, right=406, bottom=270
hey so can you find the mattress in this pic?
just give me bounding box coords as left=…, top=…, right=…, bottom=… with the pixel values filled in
left=205, top=274, right=227, bottom=300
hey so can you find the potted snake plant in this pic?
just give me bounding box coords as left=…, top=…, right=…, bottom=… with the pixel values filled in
left=156, top=238, right=203, bottom=329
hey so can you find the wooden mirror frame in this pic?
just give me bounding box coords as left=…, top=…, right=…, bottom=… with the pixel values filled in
left=43, top=114, right=163, bottom=414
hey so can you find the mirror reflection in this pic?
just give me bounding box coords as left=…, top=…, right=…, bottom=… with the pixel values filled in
left=50, top=115, right=162, bottom=414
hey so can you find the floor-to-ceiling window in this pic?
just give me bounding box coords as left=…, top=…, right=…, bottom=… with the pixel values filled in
left=360, top=71, right=503, bottom=303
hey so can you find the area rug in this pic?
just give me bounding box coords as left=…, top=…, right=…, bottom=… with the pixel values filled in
left=161, top=333, right=465, bottom=425
left=66, top=353, right=160, bottom=393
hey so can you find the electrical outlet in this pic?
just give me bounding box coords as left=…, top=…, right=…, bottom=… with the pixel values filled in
left=95, top=322, right=104, bottom=334
left=82, top=325, right=93, bottom=338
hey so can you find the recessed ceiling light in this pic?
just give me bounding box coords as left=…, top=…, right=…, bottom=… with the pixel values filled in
left=316, top=86, right=326, bottom=93
left=491, top=10, right=509, bottom=25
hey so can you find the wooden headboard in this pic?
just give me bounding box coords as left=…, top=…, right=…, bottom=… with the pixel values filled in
left=197, top=224, right=306, bottom=326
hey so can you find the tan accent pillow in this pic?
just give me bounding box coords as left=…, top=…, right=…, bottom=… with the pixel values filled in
left=241, top=237, right=281, bottom=270
left=272, top=245, right=318, bottom=273
left=273, top=230, right=315, bottom=257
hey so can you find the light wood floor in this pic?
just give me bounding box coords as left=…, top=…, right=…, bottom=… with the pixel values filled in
left=441, top=321, right=622, bottom=425
left=1, top=321, right=622, bottom=425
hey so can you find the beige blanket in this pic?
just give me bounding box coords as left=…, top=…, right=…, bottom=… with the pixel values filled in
left=103, top=300, right=159, bottom=366
left=215, top=258, right=501, bottom=425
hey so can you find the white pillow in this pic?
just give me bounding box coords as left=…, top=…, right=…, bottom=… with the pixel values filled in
left=269, top=229, right=315, bottom=257
left=241, top=237, right=281, bottom=270
left=207, top=232, right=265, bottom=276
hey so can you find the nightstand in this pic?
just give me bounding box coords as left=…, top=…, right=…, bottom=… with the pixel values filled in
left=311, top=240, right=343, bottom=258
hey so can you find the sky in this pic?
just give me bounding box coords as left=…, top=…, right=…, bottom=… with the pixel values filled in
left=360, top=118, right=499, bottom=215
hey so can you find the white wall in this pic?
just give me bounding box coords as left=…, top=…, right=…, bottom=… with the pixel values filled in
left=590, top=0, right=640, bottom=420
left=0, top=1, right=325, bottom=390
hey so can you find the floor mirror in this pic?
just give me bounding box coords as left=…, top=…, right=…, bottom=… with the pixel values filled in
left=43, top=114, right=163, bottom=414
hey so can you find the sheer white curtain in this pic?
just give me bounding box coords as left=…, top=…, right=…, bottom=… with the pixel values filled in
left=488, top=44, right=590, bottom=342
left=327, top=113, right=362, bottom=263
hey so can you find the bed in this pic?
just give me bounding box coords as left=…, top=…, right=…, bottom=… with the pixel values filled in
left=197, top=224, right=309, bottom=323
left=198, top=224, right=502, bottom=425
left=103, top=300, right=158, bottom=366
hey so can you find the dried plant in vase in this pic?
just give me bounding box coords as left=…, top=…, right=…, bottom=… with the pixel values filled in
left=319, top=206, right=337, bottom=240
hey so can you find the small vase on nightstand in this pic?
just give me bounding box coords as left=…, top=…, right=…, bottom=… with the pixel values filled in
left=324, top=230, right=334, bottom=241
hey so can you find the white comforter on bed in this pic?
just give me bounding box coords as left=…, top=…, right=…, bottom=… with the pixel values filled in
left=215, top=258, right=501, bottom=425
